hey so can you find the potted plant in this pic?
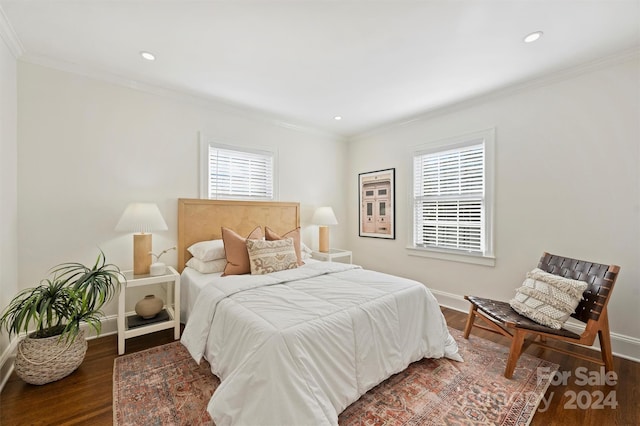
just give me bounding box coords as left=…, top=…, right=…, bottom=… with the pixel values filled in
left=0, top=251, right=123, bottom=385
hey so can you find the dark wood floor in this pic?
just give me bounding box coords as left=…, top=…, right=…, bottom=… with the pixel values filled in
left=1, top=308, right=638, bottom=425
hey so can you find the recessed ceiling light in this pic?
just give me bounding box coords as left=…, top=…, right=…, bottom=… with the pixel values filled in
left=140, top=51, right=156, bottom=61
left=334, top=116, right=342, bottom=121
left=523, top=31, right=543, bottom=43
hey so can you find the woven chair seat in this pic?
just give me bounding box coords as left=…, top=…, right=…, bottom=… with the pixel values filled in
left=465, top=296, right=580, bottom=339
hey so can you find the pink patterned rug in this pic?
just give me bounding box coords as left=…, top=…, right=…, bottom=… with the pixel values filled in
left=113, top=328, right=557, bottom=425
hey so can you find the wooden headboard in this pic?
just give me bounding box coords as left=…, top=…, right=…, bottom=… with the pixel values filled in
left=177, top=198, right=300, bottom=272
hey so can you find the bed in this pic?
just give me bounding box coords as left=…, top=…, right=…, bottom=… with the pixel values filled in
left=177, top=199, right=462, bottom=425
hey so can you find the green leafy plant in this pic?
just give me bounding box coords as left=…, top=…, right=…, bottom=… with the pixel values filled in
left=0, top=251, right=124, bottom=342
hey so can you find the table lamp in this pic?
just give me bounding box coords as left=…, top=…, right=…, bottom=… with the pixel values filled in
left=311, top=206, right=338, bottom=253
left=115, top=203, right=168, bottom=275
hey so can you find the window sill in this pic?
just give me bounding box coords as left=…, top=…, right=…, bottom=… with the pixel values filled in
left=406, top=246, right=496, bottom=267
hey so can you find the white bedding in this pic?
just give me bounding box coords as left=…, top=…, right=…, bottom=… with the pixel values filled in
left=180, top=266, right=222, bottom=323
left=180, top=259, right=323, bottom=323
left=181, top=261, right=462, bottom=426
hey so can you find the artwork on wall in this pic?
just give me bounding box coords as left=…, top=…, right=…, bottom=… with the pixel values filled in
left=358, top=168, right=395, bottom=239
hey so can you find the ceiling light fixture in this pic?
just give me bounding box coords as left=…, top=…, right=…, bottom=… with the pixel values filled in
left=140, top=51, right=156, bottom=61
left=334, top=116, right=342, bottom=121
left=523, top=31, right=543, bottom=43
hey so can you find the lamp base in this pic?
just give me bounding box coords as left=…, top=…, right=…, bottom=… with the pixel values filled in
left=134, top=233, right=152, bottom=275
left=318, top=226, right=329, bottom=253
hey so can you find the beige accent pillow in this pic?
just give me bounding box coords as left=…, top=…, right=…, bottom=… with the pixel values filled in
left=510, top=268, right=588, bottom=329
left=187, top=239, right=225, bottom=261
left=186, top=257, right=227, bottom=274
left=246, top=238, right=298, bottom=275
left=265, top=226, right=304, bottom=266
left=221, top=226, right=264, bottom=276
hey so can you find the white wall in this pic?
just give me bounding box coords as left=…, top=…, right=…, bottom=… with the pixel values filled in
left=0, top=32, right=18, bottom=383
left=347, top=55, right=640, bottom=358
left=16, top=62, right=348, bottom=317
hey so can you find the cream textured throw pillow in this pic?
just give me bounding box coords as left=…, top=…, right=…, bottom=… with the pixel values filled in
left=510, top=268, right=588, bottom=329
left=246, top=238, right=298, bottom=275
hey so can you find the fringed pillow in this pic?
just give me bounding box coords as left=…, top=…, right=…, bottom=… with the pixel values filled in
left=510, top=268, right=588, bottom=329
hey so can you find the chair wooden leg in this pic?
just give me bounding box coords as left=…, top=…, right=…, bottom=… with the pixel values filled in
left=504, top=329, right=526, bottom=379
left=463, top=304, right=477, bottom=339
left=598, top=313, right=615, bottom=373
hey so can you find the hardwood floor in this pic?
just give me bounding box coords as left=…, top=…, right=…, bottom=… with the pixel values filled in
left=1, top=308, right=638, bottom=425
left=445, top=309, right=639, bottom=426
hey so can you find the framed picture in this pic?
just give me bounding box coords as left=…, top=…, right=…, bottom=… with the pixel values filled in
left=358, top=168, right=395, bottom=239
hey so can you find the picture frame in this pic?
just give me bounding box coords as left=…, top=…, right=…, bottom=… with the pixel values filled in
left=358, top=168, right=395, bottom=239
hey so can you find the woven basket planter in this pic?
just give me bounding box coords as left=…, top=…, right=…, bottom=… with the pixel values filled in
left=15, top=329, right=88, bottom=385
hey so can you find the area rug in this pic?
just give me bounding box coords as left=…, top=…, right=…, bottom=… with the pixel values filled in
left=113, top=328, right=558, bottom=425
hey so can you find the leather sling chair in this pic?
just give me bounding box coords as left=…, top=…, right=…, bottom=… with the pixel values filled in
left=463, top=252, right=619, bottom=379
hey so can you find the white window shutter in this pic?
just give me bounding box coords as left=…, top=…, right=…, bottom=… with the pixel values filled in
left=413, top=143, right=485, bottom=253
left=208, top=146, right=274, bottom=200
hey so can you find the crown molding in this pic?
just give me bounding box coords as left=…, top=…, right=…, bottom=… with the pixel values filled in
left=351, top=47, right=640, bottom=141
left=0, top=5, right=24, bottom=58
left=18, top=52, right=343, bottom=141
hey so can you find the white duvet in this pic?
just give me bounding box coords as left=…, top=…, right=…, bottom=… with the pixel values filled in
left=181, top=261, right=461, bottom=426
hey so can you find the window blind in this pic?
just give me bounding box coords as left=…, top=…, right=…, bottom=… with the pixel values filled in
left=413, top=143, right=484, bottom=253
left=207, top=146, right=274, bottom=200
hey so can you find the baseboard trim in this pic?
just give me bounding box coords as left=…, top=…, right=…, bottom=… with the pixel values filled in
left=0, top=336, right=18, bottom=392
left=430, top=288, right=640, bottom=363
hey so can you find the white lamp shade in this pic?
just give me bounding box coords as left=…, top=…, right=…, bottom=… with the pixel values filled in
left=115, top=203, right=168, bottom=233
left=311, top=206, right=338, bottom=226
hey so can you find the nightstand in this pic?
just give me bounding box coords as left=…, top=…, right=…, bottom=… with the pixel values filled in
left=311, top=248, right=353, bottom=264
left=117, top=266, right=180, bottom=355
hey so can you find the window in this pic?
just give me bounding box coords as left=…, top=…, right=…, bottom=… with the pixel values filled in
left=200, top=138, right=276, bottom=200
left=410, top=129, right=494, bottom=265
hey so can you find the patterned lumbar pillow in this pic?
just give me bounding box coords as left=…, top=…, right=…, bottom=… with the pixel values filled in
left=510, top=268, right=588, bottom=329
left=246, top=238, right=298, bottom=275
left=265, top=226, right=305, bottom=266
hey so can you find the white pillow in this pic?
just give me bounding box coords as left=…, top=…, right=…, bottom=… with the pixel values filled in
left=186, top=257, right=227, bottom=274
left=187, top=239, right=225, bottom=262
left=301, top=242, right=312, bottom=259
left=510, top=268, right=588, bottom=329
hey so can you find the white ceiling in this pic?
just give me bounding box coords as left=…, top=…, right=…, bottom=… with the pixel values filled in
left=2, top=1, right=639, bottom=137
